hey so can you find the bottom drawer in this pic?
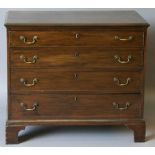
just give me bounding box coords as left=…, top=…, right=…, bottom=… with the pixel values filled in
left=9, top=94, right=143, bottom=119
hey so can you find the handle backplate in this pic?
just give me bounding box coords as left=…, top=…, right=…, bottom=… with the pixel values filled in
left=19, top=35, right=38, bottom=45
left=114, top=35, right=133, bottom=41
left=112, top=102, right=131, bottom=111
left=114, top=55, right=132, bottom=64
left=20, top=78, right=38, bottom=87
left=20, top=55, right=38, bottom=64
left=113, top=77, right=131, bottom=86
left=20, top=102, right=39, bottom=111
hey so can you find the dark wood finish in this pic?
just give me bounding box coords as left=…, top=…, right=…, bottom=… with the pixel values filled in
left=10, top=47, right=143, bottom=69
left=9, top=30, right=144, bottom=47
left=5, top=11, right=149, bottom=26
left=10, top=69, right=142, bottom=93
left=9, top=94, right=142, bottom=119
left=6, top=120, right=145, bottom=144
left=6, top=125, right=25, bottom=144
left=5, top=11, right=149, bottom=144
left=125, top=121, right=146, bottom=142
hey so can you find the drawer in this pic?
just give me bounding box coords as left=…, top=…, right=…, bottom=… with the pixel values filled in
left=9, top=94, right=142, bottom=119
left=11, top=69, right=143, bottom=93
left=10, top=47, right=143, bottom=69
left=9, top=30, right=144, bottom=47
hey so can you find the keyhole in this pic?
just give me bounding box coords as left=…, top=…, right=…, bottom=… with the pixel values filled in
left=74, top=97, right=78, bottom=102
left=75, top=33, right=80, bottom=39
left=74, top=73, right=79, bottom=79
left=74, top=51, right=80, bottom=57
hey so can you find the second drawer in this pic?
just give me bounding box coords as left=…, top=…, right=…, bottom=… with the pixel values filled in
left=10, top=47, right=143, bottom=69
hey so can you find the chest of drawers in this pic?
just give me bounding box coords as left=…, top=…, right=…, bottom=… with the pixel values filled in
left=5, top=11, right=149, bottom=144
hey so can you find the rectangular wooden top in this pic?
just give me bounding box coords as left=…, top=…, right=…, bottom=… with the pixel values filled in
left=5, top=10, right=149, bottom=27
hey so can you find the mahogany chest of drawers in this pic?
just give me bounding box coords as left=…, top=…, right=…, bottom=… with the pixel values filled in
left=5, top=11, right=149, bottom=144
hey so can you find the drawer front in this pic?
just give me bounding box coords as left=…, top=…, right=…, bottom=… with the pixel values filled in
left=9, top=30, right=144, bottom=47
left=10, top=47, right=143, bottom=69
left=11, top=69, right=142, bottom=93
left=10, top=94, right=142, bottom=119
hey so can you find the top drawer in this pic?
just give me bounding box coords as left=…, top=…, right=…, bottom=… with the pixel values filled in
left=8, top=30, right=144, bottom=47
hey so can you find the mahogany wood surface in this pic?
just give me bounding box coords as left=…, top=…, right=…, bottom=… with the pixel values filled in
left=9, top=30, right=144, bottom=47
left=10, top=69, right=143, bottom=93
left=10, top=47, right=143, bottom=69
left=5, top=11, right=149, bottom=26
left=5, top=10, right=149, bottom=144
left=9, top=94, right=143, bottom=119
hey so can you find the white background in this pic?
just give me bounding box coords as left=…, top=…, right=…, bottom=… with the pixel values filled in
left=0, top=0, right=155, bottom=154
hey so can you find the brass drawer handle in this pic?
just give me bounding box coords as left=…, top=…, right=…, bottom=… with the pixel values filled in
left=20, top=78, right=38, bottom=87
left=20, top=102, right=39, bottom=111
left=19, top=35, right=38, bottom=45
left=20, top=55, right=38, bottom=64
left=112, top=102, right=131, bottom=111
left=114, top=35, right=133, bottom=41
left=113, top=77, right=131, bottom=86
left=114, top=55, right=132, bottom=64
